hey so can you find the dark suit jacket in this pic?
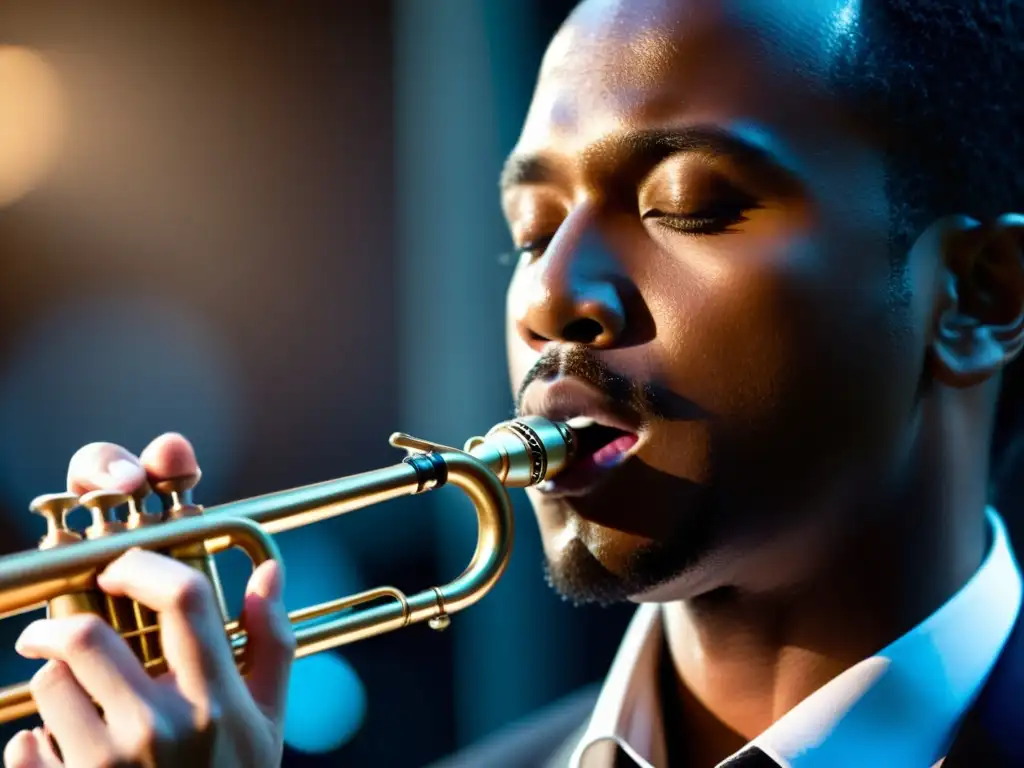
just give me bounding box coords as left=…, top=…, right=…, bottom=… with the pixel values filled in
left=429, top=612, right=1024, bottom=767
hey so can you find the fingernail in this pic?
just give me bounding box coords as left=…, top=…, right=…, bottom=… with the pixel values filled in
left=255, top=560, right=284, bottom=601
left=106, top=459, right=142, bottom=485
left=266, top=560, right=284, bottom=601
left=15, top=622, right=42, bottom=655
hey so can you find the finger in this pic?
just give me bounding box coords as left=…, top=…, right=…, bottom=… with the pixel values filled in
left=138, top=433, right=200, bottom=481
left=241, top=560, right=295, bottom=721
left=97, top=550, right=236, bottom=707
left=15, top=615, right=160, bottom=725
left=3, top=729, right=60, bottom=768
left=30, top=731, right=59, bottom=767
left=28, top=661, right=115, bottom=767
left=66, top=443, right=146, bottom=496
left=2, top=730, right=39, bottom=768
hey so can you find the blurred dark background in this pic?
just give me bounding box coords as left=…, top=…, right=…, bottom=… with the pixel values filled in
left=4, top=4, right=1024, bottom=768
left=0, top=2, right=641, bottom=766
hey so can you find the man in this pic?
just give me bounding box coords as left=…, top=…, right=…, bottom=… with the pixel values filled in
left=4, top=0, right=1024, bottom=765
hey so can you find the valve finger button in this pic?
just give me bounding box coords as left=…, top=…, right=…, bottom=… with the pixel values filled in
left=29, top=493, right=81, bottom=549
left=79, top=489, right=130, bottom=538
left=152, top=472, right=201, bottom=517
left=127, top=484, right=161, bottom=528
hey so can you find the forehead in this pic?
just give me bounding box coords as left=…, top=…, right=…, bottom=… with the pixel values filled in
left=516, top=0, right=864, bottom=161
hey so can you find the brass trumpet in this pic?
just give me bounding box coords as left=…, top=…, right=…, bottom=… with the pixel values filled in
left=0, top=416, right=576, bottom=724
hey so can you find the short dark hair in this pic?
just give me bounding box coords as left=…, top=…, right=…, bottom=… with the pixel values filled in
left=849, top=2, right=1023, bottom=248
left=835, top=2, right=1024, bottom=485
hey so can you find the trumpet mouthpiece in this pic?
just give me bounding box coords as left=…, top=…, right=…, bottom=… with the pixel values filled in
left=464, top=416, right=575, bottom=488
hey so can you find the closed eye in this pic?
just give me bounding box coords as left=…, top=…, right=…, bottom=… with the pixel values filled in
left=642, top=203, right=757, bottom=235
left=509, top=234, right=555, bottom=262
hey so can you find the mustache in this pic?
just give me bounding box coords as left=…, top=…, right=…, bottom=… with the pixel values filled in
left=514, top=346, right=695, bottom=423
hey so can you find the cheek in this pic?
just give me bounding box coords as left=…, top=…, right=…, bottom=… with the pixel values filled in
left=643, top=226, right=919, bottom=483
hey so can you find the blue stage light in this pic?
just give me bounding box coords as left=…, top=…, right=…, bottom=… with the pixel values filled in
left=283, top=652, right=367, bottom=754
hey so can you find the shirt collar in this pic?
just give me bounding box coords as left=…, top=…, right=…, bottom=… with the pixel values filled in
left=571, top=507, right=1023, bottom=768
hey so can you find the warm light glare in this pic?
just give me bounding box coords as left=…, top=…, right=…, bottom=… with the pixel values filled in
left=0, top=45, right=65, bottom=207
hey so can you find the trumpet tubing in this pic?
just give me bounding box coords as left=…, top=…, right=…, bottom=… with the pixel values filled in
left=0, top=416, right=576, bottom=724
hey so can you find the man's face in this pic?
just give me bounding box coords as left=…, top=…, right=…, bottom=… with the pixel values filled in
left=503, top=0, right=933, bottom=604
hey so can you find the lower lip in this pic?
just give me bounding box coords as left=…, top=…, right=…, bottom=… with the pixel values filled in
left=537, top=433, right=639, bottom=496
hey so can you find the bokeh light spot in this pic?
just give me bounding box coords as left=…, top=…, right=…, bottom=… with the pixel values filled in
left=0, top=46, right=65, bottom=207
left=283, top=652, right=367, bottom=754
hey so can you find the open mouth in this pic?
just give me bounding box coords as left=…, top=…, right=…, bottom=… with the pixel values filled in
left=538, top=415, right=640, bottom=496
left=519, top=375, right=645, bottom=497
left=573, top=417, right=640, bottom=468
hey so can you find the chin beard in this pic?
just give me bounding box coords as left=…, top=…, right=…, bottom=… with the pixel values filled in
left=542, top=535, right=702, bottom=607
left=543, top=541, right=630, bottom=608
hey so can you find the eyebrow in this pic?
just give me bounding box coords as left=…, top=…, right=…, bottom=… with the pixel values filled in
left=500, top=125, right=799, bottom=194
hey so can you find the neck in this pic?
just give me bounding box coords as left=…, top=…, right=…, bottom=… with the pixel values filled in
left=659, top=389, right=992, bottom=765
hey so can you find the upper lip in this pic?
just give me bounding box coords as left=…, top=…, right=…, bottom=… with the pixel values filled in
left=518, top=377, right=642, bottom=435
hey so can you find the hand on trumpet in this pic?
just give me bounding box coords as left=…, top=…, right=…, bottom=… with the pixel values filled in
left=3, top=434, right=295, bottom=768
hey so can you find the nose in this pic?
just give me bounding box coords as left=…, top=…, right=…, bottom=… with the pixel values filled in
left=513, top=211, right=627, bottom=350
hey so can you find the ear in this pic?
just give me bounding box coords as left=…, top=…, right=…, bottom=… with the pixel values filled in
left=927, top=213, right=1024, bottom=388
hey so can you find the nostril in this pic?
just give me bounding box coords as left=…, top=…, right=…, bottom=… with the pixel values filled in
left=562, top=318, right=604, bottom=344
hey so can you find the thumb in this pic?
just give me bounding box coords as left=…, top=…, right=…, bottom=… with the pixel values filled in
left=240, top=559, right=296, bottom=722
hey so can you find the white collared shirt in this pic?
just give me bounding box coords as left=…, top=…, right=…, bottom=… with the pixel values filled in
left=570, top=508, right=1023, bottom=768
